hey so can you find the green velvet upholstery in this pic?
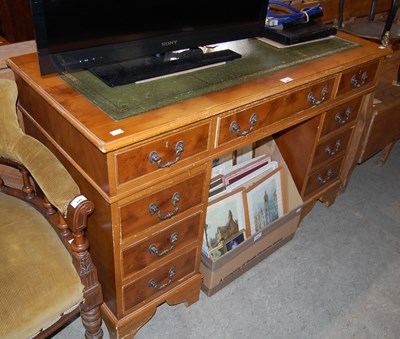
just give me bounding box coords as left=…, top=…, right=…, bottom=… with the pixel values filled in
left=0, top=78, right=80, bottom=215
left=0, top=78, right=103, bottom=338
left=0, top=194, right=84, bottom=339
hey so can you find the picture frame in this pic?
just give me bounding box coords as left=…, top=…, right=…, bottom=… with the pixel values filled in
left=210, top=244, right=225, bottom=260
left=223, top=154, right=272, bottom=186
left=204, top=190, right=246, bottom=253
left=211, top=152, right=234, bottom=177
left=225, top=160, right=278, bottom=193
left=209, top=174, right=226, bottom=198
left=243, top=167, right=286, bottom=236
left=222, top=229, right=246, bottom=253
left=233, top=143, right=255, bottom=165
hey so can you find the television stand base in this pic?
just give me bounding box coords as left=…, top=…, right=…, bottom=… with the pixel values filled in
left=89, top=48, right=241, bottom=87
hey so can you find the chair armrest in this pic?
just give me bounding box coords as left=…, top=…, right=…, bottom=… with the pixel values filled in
left=66, top=195, right=94, bottom=253
left=13, top=134, right=80, bottom=215
left=0, top=78, right=79, bottom=214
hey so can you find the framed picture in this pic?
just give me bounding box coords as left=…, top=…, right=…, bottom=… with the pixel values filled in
left=233, top=143, right=255, bottom=165
left=210, top=244, right=225, bottom=260
left=209, top=174, right=226, bottom=198
left=223, top=154, right=272, bottom=186
left=243, top=167, right=286, bottom=235
left=223, top=230, right=246, bottom=253
left=204, top=190, right=246, bottom=253
left=211, top=152, right=234, bottom=177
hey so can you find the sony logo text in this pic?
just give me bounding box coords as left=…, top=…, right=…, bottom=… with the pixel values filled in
left=161, top=40, right=178, bottom=47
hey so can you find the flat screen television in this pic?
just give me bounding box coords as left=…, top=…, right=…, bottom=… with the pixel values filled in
left=30, top=0, right=269, bottom=86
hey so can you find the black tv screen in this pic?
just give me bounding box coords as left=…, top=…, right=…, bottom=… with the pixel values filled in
left=31, top=0, right=269, bottom=84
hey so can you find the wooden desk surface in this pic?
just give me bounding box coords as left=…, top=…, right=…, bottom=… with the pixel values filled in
left=7, top=33, right=390, bottom=154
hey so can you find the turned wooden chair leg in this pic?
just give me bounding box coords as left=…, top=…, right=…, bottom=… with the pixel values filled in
left=81, top=306, right=103, bottom=339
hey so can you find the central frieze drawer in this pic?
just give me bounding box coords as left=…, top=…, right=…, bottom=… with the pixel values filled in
left=115, top=122, right=210, bottom=187
left=218, top=77, right=336, bottom=146
left=122, top=213, right=201, bottom=279
left=119, top=171, right=205, bottom=240
left=122, top=247, right=197, bottom=313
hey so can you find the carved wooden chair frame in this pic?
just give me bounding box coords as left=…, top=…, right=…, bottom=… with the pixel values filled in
left=0, top=156, right=104, bottom=338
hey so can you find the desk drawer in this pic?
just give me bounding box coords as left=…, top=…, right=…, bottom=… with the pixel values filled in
left=303, top=157, right=343, bottom=197
left=320, top=97, right=361, bottom=137
left=122, top=213, right=201, bottom=279
left=120, top=171, right=205, bottom=240
left=217, top=77, right=335, bottom=146
left=312, top=129, right=353, bottom=168
left=116, top=122, right=210, bottom=187
left=122, top=247, right=197, bottom=313
left=337, top=61, right=379, bottom=96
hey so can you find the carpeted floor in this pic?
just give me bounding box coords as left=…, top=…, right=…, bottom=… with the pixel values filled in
left=54, top=142, right=400, bottom=339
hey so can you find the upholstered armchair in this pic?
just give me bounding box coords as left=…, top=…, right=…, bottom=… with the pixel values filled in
left=0, top=78, right=103, bottom=338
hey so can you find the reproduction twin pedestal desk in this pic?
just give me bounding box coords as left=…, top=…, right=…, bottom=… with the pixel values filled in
left=8, top=32, right=390, bottom=338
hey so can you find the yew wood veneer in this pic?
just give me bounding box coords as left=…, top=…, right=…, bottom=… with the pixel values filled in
left=7, top=32, right=391, bottom=338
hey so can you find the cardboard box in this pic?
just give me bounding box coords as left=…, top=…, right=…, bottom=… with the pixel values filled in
left=200, top=138, right=303, bottom=296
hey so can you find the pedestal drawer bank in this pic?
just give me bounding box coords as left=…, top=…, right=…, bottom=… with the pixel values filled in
left=7, top=32, right=390, bottom=337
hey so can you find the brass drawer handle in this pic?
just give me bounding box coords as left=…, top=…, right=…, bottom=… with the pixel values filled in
left=308, top=85, right=329, bottom=106
left=149, top=141, right=184, bottom=168
left=335, top=107, right=351, bottom=125
left=148, top=267, right=176, bottom=291
left=325, top=140, right=342, bottom=156
left=148, top=192, right=180, bottom=220
left=149, top=232, right=179, bottom=256
left=317, top=168, right=333, bottom=185
left=230, top=113, right=257, bottom=137
left=351, top=70, right=368, bottom=88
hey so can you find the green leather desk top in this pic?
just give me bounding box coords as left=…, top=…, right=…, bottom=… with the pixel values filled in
left=61, top=37, right=359, bottom=121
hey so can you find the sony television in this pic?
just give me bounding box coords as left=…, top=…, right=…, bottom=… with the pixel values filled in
left=30, top=0, right=269, bottom=86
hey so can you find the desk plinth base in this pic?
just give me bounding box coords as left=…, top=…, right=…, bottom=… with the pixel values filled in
left=102, top=274, right=202, bottom=338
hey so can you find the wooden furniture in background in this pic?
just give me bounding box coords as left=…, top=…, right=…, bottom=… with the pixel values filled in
left=7, top=32, right=390, bottom=337
left=359, top=50, right=400, bottom=165
left=338, top=0, right=399, bottom=45
left=0, top=35, right=8, bottom=45
left=288, top=0, right=395, bottom=24
left=0, top=0, right=34, bottom=42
